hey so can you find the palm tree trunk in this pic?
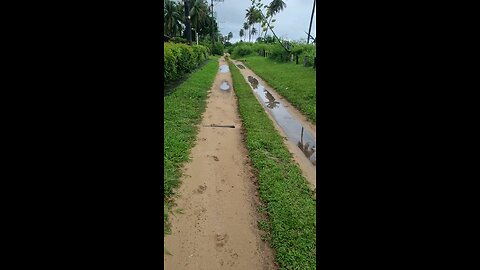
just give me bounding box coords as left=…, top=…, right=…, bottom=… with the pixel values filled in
left=258, top=10, right=289, bottom=53
left=258, top=23, right=260, bottom=40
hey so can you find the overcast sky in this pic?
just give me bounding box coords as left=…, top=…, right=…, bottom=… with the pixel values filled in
left=211, top=0, right=316, bottom=43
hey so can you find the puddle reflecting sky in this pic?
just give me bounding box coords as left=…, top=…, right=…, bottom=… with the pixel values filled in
left=219, top=64, right=229, bottom=73
left=247, top=76, right=316, bottom=165
left=220, top=81, right=230, bottom=91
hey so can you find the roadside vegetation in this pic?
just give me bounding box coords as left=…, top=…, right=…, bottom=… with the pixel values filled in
left=228, top=60, right=316, bottom=270
left=164, top=42, right=210, bottom=87
left=225, top=36, right=317, bottom=123
left=164, top=0, right=225, bottom=55
left=229, top=41, right=316, bottom=66
left=164, top=56, right=219, bottom=235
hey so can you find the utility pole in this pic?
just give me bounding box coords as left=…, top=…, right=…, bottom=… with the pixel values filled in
left=307, top=0, right=315, bottom=44
left=211, top=0, right=214, bottom=46
left=184, top=0, right=192, bottom=45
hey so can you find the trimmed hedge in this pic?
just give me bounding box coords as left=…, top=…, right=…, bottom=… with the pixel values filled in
left=164, top=42, right=210, bottom=84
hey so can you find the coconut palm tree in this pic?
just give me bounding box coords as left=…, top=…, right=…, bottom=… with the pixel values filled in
left=176, top=1, right=186, bottom=36
left=189, top=0, right=209, bottom=34
left=227, top=32, right=233, bottom=41
left=251, top=27, right=257, bottom=41
left=264, top=0, right=286, bottom=38
left=245, top=6, right=257, bottom=42
left=243, top=22, right=249, bottom=42
left=239, top=29, right=244, bottom=41
left=164, top=0, right=182, bottom=37
left=254, top=8, right=262, bottom=38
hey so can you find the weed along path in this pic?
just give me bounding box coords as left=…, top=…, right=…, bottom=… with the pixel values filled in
left=232, top=59, right=317, bottom=190
left=164, top=56, right=277, bottom=270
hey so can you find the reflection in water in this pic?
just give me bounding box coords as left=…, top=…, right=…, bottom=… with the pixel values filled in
left=247, top=76, right=258, bottom=89
left=297, top=127, right=316, bottom=160
left=220, top=81, right=230, bottom=91
left=247, top=75, right=317, bottom=166
left=219, top=64, right=229, bottom=73
left=264, top=90, right=280, bottom=109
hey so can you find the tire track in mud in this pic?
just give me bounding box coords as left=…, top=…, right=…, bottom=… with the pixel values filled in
left=164, top=56, right=277, bottom=270
left=232, top=59, right=317, bottom=190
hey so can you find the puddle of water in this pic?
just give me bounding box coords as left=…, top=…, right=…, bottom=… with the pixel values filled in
left=264, top=90, right=280, bottom=109
left=247, top=76, right=316, bottom=165
left=220, top=81, right=230, bottom=91
left=219, top=64, right=229, bottom=73
left=236, top=64, right=245, bottom=69
left=247, top=76, right=258, bottom=89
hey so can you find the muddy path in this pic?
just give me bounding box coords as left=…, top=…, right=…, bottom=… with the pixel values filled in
left=232, top=60, right=317, bottom=190
left=164, top=57, right=277, bottom=270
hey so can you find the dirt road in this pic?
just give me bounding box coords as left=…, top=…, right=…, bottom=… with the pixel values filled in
left=164, top=57, right=277, bottom=270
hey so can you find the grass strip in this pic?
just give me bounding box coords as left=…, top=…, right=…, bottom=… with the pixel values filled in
left=164, top=56, right=219, bottom=235
left=240, top=56, right=316, bottom=123
left=164, top=58, right=212, bottom=96
left=228, top=60, right=316, bottom=270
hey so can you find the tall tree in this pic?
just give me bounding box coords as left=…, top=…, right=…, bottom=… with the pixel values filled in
left=163, top=0, right=222, bottom=43
left=251, top=27, right=257, bottom=40
left=239, top=29, right=244, bottom=41
left=264, top=0, right=286, bottom=38
left=189, top=0, right=209, bottom=34
left=176, top=1, right=189, bottom=37
left=164, top=0, right=182, bottom=37
left=227, top=32, right=233, bottom=41
left=253, top=8, right=262, bottom=39
left=246, top=6, right=257, bottom=42
left=243, top=22, right=249, bottom=42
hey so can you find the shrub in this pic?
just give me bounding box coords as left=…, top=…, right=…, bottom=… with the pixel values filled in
left=227, top=45, right=235, bottom=55
left=163, top=42, right=210, bottom=85
left=291, top=43, right=316, bottom=66
left=232, top=44, right=255, bottom=58
left=268, top=43, right=290, bottom=62
left=164, top=44, right=177, bottom=83
left=210, top=42, right=224, bottom=55
left=229, top=41, right=316, bottom=66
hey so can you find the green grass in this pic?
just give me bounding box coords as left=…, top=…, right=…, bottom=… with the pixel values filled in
left=164, top=56, right=219, bottom=235
left=228, top=60, right=316, bottom=270
left=239, top=56, right=316, bottom=123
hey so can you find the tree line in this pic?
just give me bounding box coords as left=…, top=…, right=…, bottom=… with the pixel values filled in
left=164, top=0, right=220, bottom=42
